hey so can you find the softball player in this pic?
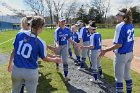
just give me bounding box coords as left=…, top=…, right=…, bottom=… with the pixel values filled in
left=8, top=16, right=32, bottom=93
left=71, top=25, right=81, bottom=65
left=8, top=16, right=62, bottom=93
left=54, top=17, right=78, bottom=81
left=100, top=8, right=134, bottom=93
left=76, top=20, right=90, bottom=70
left=82, top=22, right=103, bottom=82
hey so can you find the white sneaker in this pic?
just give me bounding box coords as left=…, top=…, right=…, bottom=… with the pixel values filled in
left=77, top=67, right=85, bottom=71
left=100, top=74, right=104, bottom=79
left=90, top=78, right=100, bottom=84
left=64, top=77, right=71, bottom=82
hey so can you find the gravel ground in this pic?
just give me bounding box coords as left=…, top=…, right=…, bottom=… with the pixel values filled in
left=60, top=57, right=116, bottom=93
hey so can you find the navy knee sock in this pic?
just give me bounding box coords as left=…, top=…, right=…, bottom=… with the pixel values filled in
left=98, top=66, right=103, bottom=76
left=80, top=58, right=86, bottom=68
left=93, top=69, right=98, bottom=80
left=116, top=82, right=123, bottom=93
left=20, top=84, right=25, bottom=93
left=68, top=48, right=72, bottom=57
left=63, top=64, right=68, bottom=77
left=126, top=79, right=132, bottom=93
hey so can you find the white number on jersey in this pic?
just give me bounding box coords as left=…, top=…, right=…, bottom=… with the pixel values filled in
left=17, top=40, right=32, bottom=58
left=61, top=37, right=66, bottom=41
left=127, top=28, right=134, bottom=42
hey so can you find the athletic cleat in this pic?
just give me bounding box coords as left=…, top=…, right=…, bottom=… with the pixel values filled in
left=64, top=77, right=71, bottom=82
left=100, top=74, right=104, bottom=79
left=77, top=67, right=85, bottom=71
left=74, top=62, right=78, bottom=66
left=90, top=78, right=100, bottom=84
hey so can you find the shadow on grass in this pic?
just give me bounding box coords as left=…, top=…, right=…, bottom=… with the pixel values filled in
left=38, top=61, right=44, bottom=68
left=79, top=68, right=115, bottom=93
left=57, top=72, right=86, bottom=93
left=37, top=72, right=58, bottom=93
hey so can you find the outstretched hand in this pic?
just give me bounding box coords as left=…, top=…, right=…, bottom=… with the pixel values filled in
left=54, top=57, right=63, bottom=64
left=8, top=64, right=13, bottom=72
left=99, top=50, right=106, bottom=57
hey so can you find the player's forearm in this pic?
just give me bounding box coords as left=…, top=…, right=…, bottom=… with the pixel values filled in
left=47, top=45, right=54, bottom=50
left=9, top=49, right=14, bottom=64
left=47, top=53, right=59, bottom=58
left=68, top=39, right=77, bottom=45
left=105, top=44, right=122, bottom=52
left=43, top=57, right=56, bottom=62
left=83, top=46, right=94, bottom=49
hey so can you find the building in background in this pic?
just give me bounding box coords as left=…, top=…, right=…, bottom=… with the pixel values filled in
left=0, top=15, right=22, bottom=31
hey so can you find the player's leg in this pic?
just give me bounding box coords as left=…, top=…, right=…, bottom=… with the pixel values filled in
left=124, top=52, right=133, bottom=93
left=55, top=47, right=61, bottom=71
left=80, top=41, right=89, bottom=69
left=97, top=55, right=104, bottom=78
left=87, top=49, right=92, bottom=69
left=74, top=46, right=81, bottom=65
left=11, top=65, right=25, bottom=93
left=68, top=41, right=72, bottom=58
left=90, top=50, right=98, bottom=81
left=114, top=54, right=126, bottom=93
left=61, top=45, right=70, bottom=81
left=24, top=69, right=38, bottom=93
left=20, top=83, right=25, bottom=93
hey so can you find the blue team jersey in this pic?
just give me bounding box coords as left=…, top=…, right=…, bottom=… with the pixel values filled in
left=72, top=32, right=80, bottom=43
left=13, top=31, right=47, bottom=69
left=79, top=27, right=90, bottom=42
left=90, top=32, right=102, bottom=50
left=113, top=22, right=134, bottom=54
left=55, top=27, right=71, bottom=45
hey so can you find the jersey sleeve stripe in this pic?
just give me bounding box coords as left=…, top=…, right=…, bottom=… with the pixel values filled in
left=79, top=27, right=84, bottom=39
left=113, top=22, right=124, bottom=43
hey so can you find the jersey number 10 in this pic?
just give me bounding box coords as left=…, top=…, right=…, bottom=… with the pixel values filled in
left=17, top=40, right=32, bottom=58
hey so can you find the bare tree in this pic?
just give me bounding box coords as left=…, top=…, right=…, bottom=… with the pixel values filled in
left=104, top=0, right=110, bottom=23
left=91, top=0, right=105, bottom=17
left=24, top=0, right=46, bottom=16
left=53, top=0, right=65, bottom=23
left=44, top=0, right=53, bottom=28
left=64, top=1, right=77, bottom=23
left=1, top=2, right=26, bottom=17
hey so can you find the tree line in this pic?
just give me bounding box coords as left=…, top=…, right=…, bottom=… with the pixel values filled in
left=18, top=0, right=140, bottom=25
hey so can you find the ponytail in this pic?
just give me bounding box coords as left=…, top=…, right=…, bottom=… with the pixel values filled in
left=119, top=8, right=133, bottom=23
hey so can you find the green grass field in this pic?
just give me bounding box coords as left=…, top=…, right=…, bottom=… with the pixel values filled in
left=0, top=28, right=140, bottom=93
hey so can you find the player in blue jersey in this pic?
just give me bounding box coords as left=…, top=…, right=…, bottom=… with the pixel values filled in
left=54, top=17, right=79, bottom=81
left=76, top=20, right=90, bottom=70
left=81, top=22, right=104, bottom=82
left=71, top=25, right=81, bottom=65
left=8, top=16, right=62, bottom=93
left=100, top=8, right=134, bottom=93
left=8, top=16, right=32, bottom=93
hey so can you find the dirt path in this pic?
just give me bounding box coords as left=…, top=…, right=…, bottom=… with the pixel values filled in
left=102, top=37, right=140, bottom=74
left=59, top=58, right=115, bottom=93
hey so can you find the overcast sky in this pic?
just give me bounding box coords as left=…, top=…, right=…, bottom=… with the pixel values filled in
left=0, top=0, right=140, bottom=16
